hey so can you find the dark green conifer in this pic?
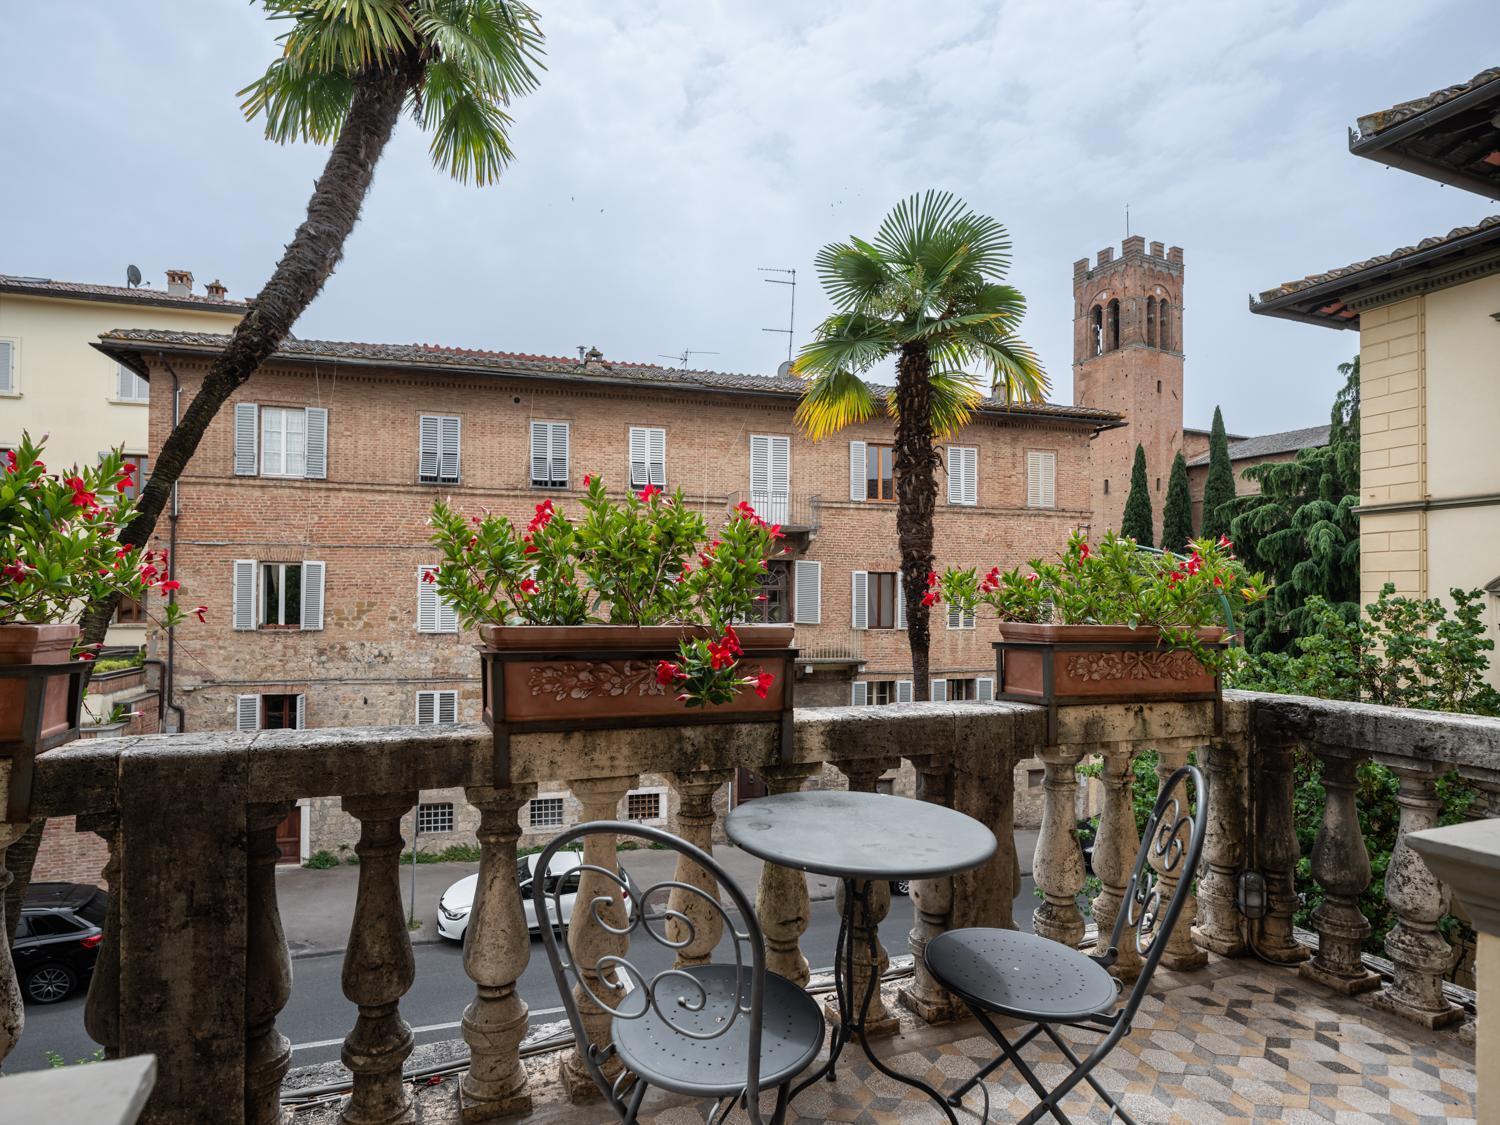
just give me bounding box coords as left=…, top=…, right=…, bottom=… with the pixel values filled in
left=1120, top=443, right=1154, bottom=548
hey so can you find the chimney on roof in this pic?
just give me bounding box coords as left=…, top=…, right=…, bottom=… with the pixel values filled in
left=205, top=278, right=227, bottom=301
left=577, top=345, right=606, bottom=372
left=165, top=269, right=193, bottom=296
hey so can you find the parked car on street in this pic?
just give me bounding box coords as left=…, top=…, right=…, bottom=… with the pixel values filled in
left=437, top=851, right=636, bottom=943
left=11, top=882, right=107, bottom=1004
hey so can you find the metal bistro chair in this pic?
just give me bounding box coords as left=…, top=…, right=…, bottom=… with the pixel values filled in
left=534, top=821, right=825, bottom=1124
left=925, top=765, right=1209, bottom=1125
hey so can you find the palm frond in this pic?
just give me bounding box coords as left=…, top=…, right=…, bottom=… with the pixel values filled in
left=882, top=368, right=983, bottom=439
left=791, top=312, right=896, bottom=379
left=413, top=0, right=546, bottom=98
left=942, top=331, right=1048, bottom=402
left=794, top=368, right=879, bottom=440
left=239, top=60, right=356, bottom=144
left=813, top=240, right=891, bottom=312
left=873, top=190, right=1013, bottom=283
left=418, top=58, right=516, bottom=183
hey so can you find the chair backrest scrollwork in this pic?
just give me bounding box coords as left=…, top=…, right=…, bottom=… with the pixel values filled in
left=533, top=821, right=769, bottom=1120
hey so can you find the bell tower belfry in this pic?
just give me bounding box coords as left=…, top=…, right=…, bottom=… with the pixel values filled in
left=1072, top=236, right=1185, bottom=538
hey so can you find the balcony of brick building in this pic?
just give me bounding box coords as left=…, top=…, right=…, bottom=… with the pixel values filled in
left=1, top=691, right=1490, bottom=1122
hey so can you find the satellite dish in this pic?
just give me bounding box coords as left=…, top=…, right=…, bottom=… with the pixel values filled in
left=126, top=264, right=142, bottom=288
left=777, top=361, right=793, bottom=378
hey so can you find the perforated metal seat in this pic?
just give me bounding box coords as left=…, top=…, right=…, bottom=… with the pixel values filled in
left=926, top=929, right=1119, bottom=1023
left=613, top=965, right=824, bottom=1099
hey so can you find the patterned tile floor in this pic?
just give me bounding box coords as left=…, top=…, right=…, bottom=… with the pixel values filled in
left=629, top=957, right=1476, bottom=1124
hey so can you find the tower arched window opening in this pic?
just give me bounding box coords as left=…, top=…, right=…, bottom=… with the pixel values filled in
left=1107, top=299, right=1120, bottom=352
left=1090, top=305, right=1104, bottom=356
left=1158, top=300, right=1172, bottom=351
left=1146, top=297, right=1157, bottom=348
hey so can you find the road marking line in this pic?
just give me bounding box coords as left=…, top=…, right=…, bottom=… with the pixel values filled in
left=289, top=1006, right=570, bottom=1053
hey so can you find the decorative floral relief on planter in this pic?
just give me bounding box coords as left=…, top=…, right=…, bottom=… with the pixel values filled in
left=1065, top=650, right=1203, bottom=682
left=529, top=660, right=668, bottom=702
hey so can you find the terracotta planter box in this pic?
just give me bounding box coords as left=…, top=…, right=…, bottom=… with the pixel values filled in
left=993, top=622, right=1224, bottom=710
left=479, top=623, right=797, bottom=780
left=0, top=622, right=92, bottom=820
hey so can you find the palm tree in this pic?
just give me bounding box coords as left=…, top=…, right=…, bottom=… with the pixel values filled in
left=793, top=191, right=1047, bottom=699
left=75, top=0, right=544, bottom=647
left=9, top=0, right=546, bottom=944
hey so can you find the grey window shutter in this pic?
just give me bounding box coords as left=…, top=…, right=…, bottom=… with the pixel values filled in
left=749, top=435, right=770, bottom=498
left=850, top=681, right=868, bottom=706
left=849, top=441, right=866, bottom=501
left=116, top=365, right=130, bottom=400
left=895, top=581, right=905, bottom=630
left=851, top=570, right=868, bottom=630
left=417, top=568, right=438, bottom=632
left=629, top=426, right=648, bottom=487
left=233, top=560, right=256, bottom=630
left=769, top=437, right=790, bottom=524
left=977, top=677, right=994, bottom=702
left=300, top=561, right=325, bottom=631
left=947, top=447, right=962, bottom=504
left=793, top=561, right=821, bottom=624
left=438, top=691, right=458, bottom=724
left=439, top=416, right=460, bottom=482
left=649, top=427, right=666, bottom=486
left=896, top=680, right=913, bottom=703
left=530, top=421, right=550, bottom=483
left=0, top=340, right=12, bottom=393
left=295, top=694, right=306, bottom=730
left=963, top=448, right=978, bottom=505
left=304, top=407, right=328, bottom=479
left=437, top=591, right=458, bottom=633
left=416, top=691, right=436, bottom=725
left=419, top=416, right=440, bottom=480
left=234, top=403, right=259, bottom=476
left=236, top=695, right=260, bottom=732
left=550, top=422, right=569, bottom=485
left=931, top=678, right=948, bottom=702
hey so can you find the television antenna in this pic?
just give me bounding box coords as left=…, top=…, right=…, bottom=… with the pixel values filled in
left=759, top=267, right=796, bottom=364
left=657, top=348, right=720, bottom=369
left=126, top=264, right=142, bottom=288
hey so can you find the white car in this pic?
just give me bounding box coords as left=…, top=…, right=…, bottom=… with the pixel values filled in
left=436, top=851, right=635, bottom=942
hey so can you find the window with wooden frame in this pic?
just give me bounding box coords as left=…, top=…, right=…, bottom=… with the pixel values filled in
left=868, top=571, right=897, bottom=629
left=865, top=444, right=895, bottom=501
left=114, top=596, right=145, bottom=625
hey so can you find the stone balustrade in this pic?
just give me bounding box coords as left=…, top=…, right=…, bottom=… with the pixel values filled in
left=0, top=690, right=1496, bottom=1123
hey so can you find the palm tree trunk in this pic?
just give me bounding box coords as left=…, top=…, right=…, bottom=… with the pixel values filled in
left=894, top=344, right=939, bottom=701
left=4, top=67, right=416, bottom=946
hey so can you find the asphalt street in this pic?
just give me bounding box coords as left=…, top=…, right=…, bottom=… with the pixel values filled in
left=9, top=877, right=1038, bottom=1074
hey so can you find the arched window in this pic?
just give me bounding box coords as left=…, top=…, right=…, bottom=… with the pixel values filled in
left=1145, top=297, right=1157, bottom=348
left=1090, top=305, right=1104, bottom=356
left=1158, top=300, right=1171, bottom=351
left=1107, top=300, right=1120, bottom=352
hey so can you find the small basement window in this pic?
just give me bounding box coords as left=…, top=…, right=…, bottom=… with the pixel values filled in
left=626, top=790, right=663, bottom=822
left=529, top=797, right=565, bottom=829
left=417, top=803, right=455, bottom=834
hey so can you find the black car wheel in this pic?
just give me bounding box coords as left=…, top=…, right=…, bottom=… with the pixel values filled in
left=890, top=880, right=910, bottom=897
left=25, top=963, right=76, bottom=1004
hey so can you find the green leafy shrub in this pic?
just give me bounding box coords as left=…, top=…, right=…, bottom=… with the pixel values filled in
left=303, top=850, right=340, bottom=870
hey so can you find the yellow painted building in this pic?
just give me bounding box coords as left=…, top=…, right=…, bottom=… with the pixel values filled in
left=1252, top=67, right=1500, bottom=685
left=0, top=270, right=245, bottom=643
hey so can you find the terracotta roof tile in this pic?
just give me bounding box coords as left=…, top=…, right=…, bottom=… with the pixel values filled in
left=95, top=329, right=1123, bottom=426
left=1355, top=67, right=1500, bottom=138
left=0, top=274, right=249, bottom=312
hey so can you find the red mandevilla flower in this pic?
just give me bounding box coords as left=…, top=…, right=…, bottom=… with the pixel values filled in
left=519, top=578, right=540, bottom=596
left=921, top=590, right=939, bottom=607
left=76, top=651, right=95, bottom=661
left=3, top=450, right=15, bottom=473
left=926, top=570, right=939, bottom=588
left=656, top=660, right=683, bottom=686
left=582, top=474, right=592, bottom=486
left=637, top=483, right=663, bottom=503
left=752, top=670, right=775, bottom=699
left=422, top=569, right=437, bottom=583
left=194, top=605, right=209, bottom=622
left=159, top=579, right=181, bottom=594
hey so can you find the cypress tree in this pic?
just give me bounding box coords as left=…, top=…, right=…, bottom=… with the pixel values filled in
left=1120, top=443, right=1154, bottom=547
left=1161, top=451, right=1194, bottom=552
left=1200, top=405, right=1237, bottom=541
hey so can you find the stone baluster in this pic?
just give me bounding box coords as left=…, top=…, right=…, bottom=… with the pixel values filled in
left=246, top=802, right=296, bottom=1124
left=561, top=774, right=638, bottom=1101
left=900, top=753, right=964, bottom=1023
left=1300, top=750, right=1380, bottom=994
left=950, top=734, right=1022, bottom=933
left=1253, top=735, right=1310, bottom=964
left=0, top=819, right=28, bottom=1072
left=754, top=764, right=818, bottom=987
left=340, top=792, right=418, bottom=1125
left=459, top=782, right=535, bottom=1121
left=1370, top=764, right=1462, bottom=1027
left=836, top=757, right=897, bottom=1037
left=1033, top=744, right=1087, bottom=949
left=1090, top=743, right=1143, bottom=979
left=664, top=770, right=732, bottom=968
left=79, top=812, right=121, bottom=1060
left=1153, top=744, right=1207, bottom=971
left=1192, top=736, right=1249, bottom=957
left=1459, top=778, right=1500, bottom=1046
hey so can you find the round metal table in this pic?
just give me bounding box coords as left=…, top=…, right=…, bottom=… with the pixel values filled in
left=726, top=790, right=996, bottom=1122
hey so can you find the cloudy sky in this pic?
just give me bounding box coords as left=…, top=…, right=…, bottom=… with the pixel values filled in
left=3, top=2, right=1494, bottom=434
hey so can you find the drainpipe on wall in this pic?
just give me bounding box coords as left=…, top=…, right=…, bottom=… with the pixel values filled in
left=157, top=352, right=187, bottom=733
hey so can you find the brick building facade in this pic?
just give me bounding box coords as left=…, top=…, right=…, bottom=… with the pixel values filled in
left=100, top=329, right=1120, bottom=857
left=1073, top=237, right=1186, bottom=536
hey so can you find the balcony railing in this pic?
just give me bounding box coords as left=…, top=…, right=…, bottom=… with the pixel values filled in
left=1, top=690, right=1495, bottom=1121
left=795, top=629, right=863, bottom=664
left=726, top=490, right=819, bottom=533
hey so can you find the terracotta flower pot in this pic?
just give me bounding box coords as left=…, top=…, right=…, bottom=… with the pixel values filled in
left=0, top=622, right=85, bottom=745
left=993, top=622, right=1224, bottom=708
left=479, top=623, right=795, bottom=725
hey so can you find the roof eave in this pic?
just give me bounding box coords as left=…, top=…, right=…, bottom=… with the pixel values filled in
left=93, top=336, right=1122, bottom=429
left=3, top=281, right=247, bottom=316
left=1348, top=75, right=1500, bottom=200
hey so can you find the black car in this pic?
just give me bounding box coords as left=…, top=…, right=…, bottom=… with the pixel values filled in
left=11, top=882, right=106, bottom=1004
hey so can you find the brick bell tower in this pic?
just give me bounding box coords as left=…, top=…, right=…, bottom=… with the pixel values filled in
left=1072, top=236, right=1185, bottom=537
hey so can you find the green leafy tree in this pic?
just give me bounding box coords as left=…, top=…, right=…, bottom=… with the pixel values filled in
left=793, top=191, right=1047, bottom=698
left=1119, top=443, right=1153, bottom=547
left=1161, top=451, right=1193, bottom=552
left=1227, top=358, right=1360, bottom=653
left=1200, top=405, right=1236, bottom=541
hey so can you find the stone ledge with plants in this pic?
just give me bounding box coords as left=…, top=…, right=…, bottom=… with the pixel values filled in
left=932, top=530, right=1270, bottom=705
left=429, top=476, right=793, bottom=727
